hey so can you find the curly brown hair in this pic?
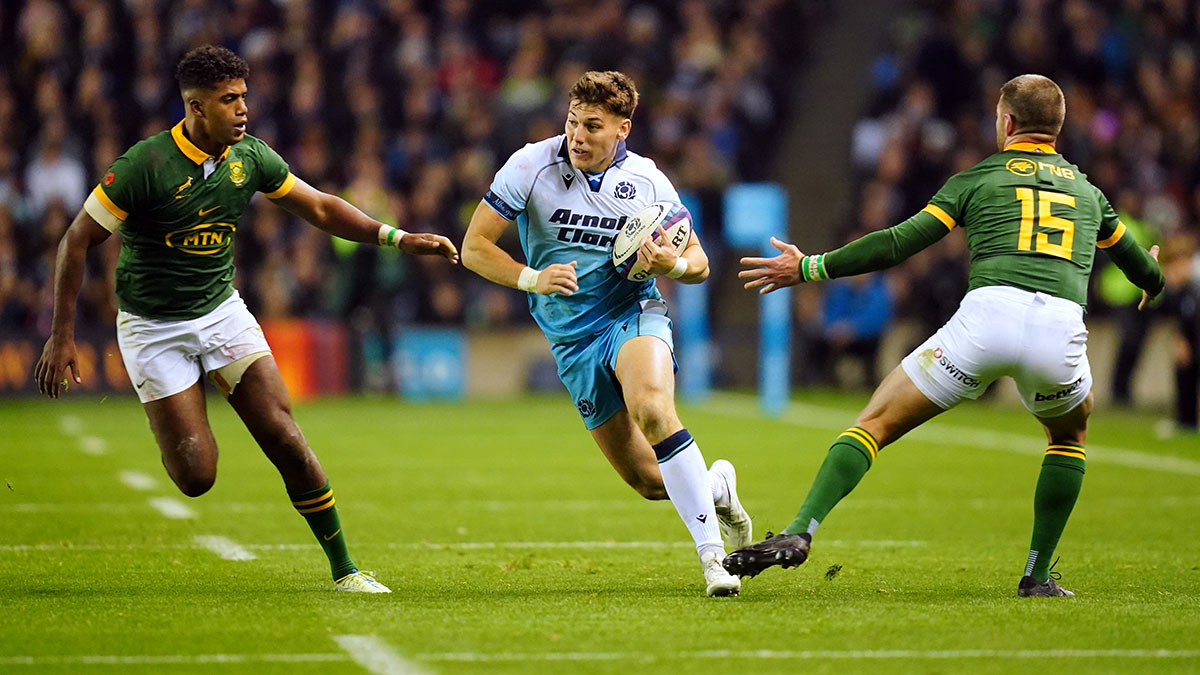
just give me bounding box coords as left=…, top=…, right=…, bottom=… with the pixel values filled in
left=176, top=45, right=249, bottom=91
left=568, top=71, right=639, bottom=119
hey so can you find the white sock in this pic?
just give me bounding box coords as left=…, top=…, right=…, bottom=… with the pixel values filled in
left=655, top=431, right=723, bottom=558
left=709, top=465, right=729, bottom=508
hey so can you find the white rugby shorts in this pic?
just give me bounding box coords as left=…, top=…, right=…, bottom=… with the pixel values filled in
left=900, top=286, right=1091, bottom=418
left=116, top=291, right=271, bottom=403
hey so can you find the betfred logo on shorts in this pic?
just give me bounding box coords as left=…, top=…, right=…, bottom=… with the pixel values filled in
left=1035, top=378, right=1083, bottom=402
left=923, top=346, right=981, bottom=388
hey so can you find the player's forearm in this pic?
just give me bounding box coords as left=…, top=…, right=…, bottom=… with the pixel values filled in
left=307, top=194, right=387, bottom=244
left=462, top=233, right=528, bottom=289
left=48, top=230, right=92, bottom=337
left=674, top=246, right=710, bottom=284
left=1105, top=236, right=1165, bottom=297
left=816, top=213, right=950, bottom=280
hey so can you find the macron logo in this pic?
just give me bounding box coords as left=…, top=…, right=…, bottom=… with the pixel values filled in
left=562, top=172, right=574, bottom=189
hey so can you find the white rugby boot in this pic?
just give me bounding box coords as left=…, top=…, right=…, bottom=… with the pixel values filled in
left=710, top=459, right=753, bottom=550
left=701, top=550, right=741, bottom=597
left=335, top=570, right=392, bottom=593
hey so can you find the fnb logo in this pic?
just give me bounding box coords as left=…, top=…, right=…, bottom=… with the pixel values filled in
left=165, top=223, right=236, bottom=255
left=549, top=209, right=628, bottom=249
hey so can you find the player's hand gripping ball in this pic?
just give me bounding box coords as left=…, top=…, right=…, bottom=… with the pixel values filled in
left=612, top=201, right=692, bottom=282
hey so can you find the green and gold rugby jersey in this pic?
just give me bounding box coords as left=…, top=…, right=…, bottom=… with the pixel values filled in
left=83, top=121, right=296, bottom=320
left=819, top=141, right=1163, bottom=307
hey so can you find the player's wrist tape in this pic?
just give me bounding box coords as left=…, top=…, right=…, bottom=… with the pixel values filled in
left=666, top=257, right=688, bottom=279
left=799, top=254, right=828, bottom=282
left=378, top=225, right=408, bottom=248
left=517, top=266, right=540, bottom=293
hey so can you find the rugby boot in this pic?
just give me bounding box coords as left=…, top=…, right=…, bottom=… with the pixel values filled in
left=722, top=531, right=811, bottom=578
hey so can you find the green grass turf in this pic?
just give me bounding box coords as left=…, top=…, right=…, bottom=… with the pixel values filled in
left=2, top=391, right=1199, bottom=674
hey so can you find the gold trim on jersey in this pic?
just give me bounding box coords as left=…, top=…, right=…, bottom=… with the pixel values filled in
left=171, top=120, right=230, bottom=165
left=90, top=184, right=128, bottom=221
left=1003, top=141, right=1057, bottom=154
left=263, top=172, right=297, bottom=200
left=921, top=204, right=956, bottom=230
left=84, top=187, right=124, bottom=232
left=1096, top=221, right=1126, bottom=249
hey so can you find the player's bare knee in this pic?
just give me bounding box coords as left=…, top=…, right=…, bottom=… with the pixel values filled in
left=175, top=473, right=215, bottom=498
left=165, top=435, right=216, bottom=497
left=626, top=397, right=677, bottom=442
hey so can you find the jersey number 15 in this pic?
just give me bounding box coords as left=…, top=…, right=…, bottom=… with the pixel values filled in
left=1016, top=187, right=1075, bottom=260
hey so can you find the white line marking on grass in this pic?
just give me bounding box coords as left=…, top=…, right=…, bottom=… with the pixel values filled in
left=333, top=635, right=428, bottom=675
left=702, top=394, right=1200, bottom=477
left=147, top=497, right=195, bottom=519
left=194, top=535, right=256, bottom=561
left=77, top=435, right=107, bottom=456
left=118, top=470, right=158, bottom=491
left=2, top=649, right=1198, bottom=667
left=418, top=649, right=1200, bottom=662
left=58, top=415, right=83, bottom=436
left=0, top=654, right=348, bottom=666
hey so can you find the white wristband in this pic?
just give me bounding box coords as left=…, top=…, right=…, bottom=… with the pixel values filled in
left=666, top=257, right=688, bottom=279
left=517, top=266, right=540, bottom=293
left=378, top=225, right=408, bottom=248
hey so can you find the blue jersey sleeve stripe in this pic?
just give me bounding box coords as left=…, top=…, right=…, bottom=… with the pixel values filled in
left=484, top=190, right=520, bottom=221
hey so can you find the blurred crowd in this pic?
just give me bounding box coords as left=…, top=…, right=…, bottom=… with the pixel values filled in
left=802, top=0, right=1200, bottom=417
left=0, top=0, right=806, bottom=344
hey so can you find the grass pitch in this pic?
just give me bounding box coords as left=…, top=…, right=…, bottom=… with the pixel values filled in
left=2, top=391, right=1199, bottom=674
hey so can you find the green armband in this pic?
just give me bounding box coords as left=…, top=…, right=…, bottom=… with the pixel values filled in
left=799, top=254, right=829, bottom=282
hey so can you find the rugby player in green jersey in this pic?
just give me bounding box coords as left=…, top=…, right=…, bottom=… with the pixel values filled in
left=34, top=46, right=458, bottom=593
left=727, top=74, right=1164, bottom=597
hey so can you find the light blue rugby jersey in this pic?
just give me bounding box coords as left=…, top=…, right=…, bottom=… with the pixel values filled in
left=484, top=135, right=681, bottom=345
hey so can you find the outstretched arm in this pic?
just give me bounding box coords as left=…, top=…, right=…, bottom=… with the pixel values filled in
left=35, top=210, right=113, bottom=397
left=740, top=210, right=951, bottom=294
left=461, top=200, right=579, bottom=295
left=1100, top=237, right=1162, bottom=310
left=273, top=177, right=458, bottom=262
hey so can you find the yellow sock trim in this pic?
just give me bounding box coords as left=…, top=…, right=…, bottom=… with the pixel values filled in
left=292, top=489, right=333, bottom=507
left=1045, top=444, right=1086, bottom=459
left=839, top=427, right=879, bottom=460
left=296, top=497, right=336, bottom=514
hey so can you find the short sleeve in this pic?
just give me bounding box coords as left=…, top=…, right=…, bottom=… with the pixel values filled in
left=84, top=155, right=147, bottom=232
left=1095, top=192, right=1127, bottom=249
left=922, top=171, right=971, bottom=231
left=485, top=143, right=542, bottom=220
left=255, top=141, right=295, bottom=199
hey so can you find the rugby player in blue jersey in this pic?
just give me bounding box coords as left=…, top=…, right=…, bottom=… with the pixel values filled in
left=462, top=71, right=750, bottom=596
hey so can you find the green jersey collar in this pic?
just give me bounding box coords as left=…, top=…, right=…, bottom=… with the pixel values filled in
left=172, top=120, right=230, bottom=165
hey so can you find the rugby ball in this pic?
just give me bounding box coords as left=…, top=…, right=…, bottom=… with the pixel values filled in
left=612, top=201, right=692, bottom=282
